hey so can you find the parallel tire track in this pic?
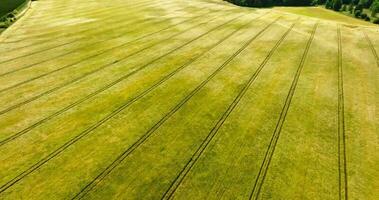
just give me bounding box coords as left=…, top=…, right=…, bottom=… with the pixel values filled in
left=5, top=0, right=230, bottom=44
left=0, top=13, right=248, bottom=193
left=13, top=2, right=144, bottom=27
left=1, top=0, right=173, bottom=47
left=0, top=12, right=255, bottom=147
left=72, top=16, right=278, bottom=200
left=337, top=25, right=348, bottom=200
left=0, top=5, right=204, bottom=66
left=249, top=22, right=318, bottom=200
left=12, top=0, right=154, bottom=28
left=0, top=11, right=226, bottom=116
left=0, top=8, right=210, bottom=79
left=13, top=0, right=214, bottom=32
left=1, top=0, right=157, bottom=42
left=162, top=20, right=295, bottom=200
left=362, top=30, right=379, bottom=68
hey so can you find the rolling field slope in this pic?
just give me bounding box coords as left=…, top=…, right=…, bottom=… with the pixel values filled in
left=0, top=0, right=378, bottom=199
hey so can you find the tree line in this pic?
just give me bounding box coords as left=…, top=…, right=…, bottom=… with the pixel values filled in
left=322, top=0, right=379, bottom=23
left=226, top=0, right=314, bottom=7
left=227, top=0, right=379, bottom=23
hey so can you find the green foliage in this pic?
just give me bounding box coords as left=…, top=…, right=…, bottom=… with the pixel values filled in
left=325, top=0, right=332, bottom=9
left=373, top=18, right=379, bottom=23
left=0, top=0, right=28, bottom=18
left=371, top=0, right=379, bottom=16
left=355, top=3, right=364, bottom=10
left=349, top=3, right=355, bottom=12
left=355, top=9, right=362, bottom=16
left=227, top=0, right=314, bottom=7
left=332, top=0, right=343, bottom=10
left=359, top=0, right=373, bottom=8
left=326, top=0, right=333, bottom=8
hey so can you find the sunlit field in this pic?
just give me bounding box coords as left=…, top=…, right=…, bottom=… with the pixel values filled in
left=0, top=0, right=378, bottom=199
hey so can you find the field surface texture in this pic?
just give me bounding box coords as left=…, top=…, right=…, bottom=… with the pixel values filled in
left=0, top=0, right=378, bottom=199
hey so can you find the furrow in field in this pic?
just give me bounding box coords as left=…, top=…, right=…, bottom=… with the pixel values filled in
left=0, top=12, right=265, bottom=147
left=0, top=6, right=204, bottom=78
left=0, top=10, right=231, bottom=113
left=13, top=0, right=226, bottom=32
left=249, top=21, right=318, bottom=200
left=0, top=12, right=260, bottom=194
left=26, top=0, right=147, bottom=19
left=2, top=0, right=202, bottom=47
left=338, top=25, right=348, bottom=200
left=0, top=13, right=276, bottom=199
left=0, top=1, right=144, bottom=42
left=162, top=19, right=314, bottom=200
left=4, top=0, right=157, bottom=36
left=4, top=0, right=233, bottom=43
left=0, top=5, right=210, bottom=65
left=61, top=17, right=293, bottom=200
left=162, top=20, right=296, bottom=200
left=362, top=31, right=379, bottom=68
left=0, top=0, right=159, bottom=40
left=339, top=25, right=379, bottom=200
left=0, top=11, right=255, bottom=144
left=0, top=10, right=216, bottom=87
left=76, top=17, right=284, bottom=200
left=0, top=0, right=174, bottom=51
left=250, top=22, right=340, bottom=199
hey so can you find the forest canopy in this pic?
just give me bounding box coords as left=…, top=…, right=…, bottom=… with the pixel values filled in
left=227, top=0, right=379, bottom=9
left=226, top=0, right=315, bottom=7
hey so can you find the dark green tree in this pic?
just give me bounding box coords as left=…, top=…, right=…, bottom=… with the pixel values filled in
left=359, top=0, right=373, bottom=8
left=348, top=2, right=355, bottom=12
left=326, top=0, right=333, bottom=8
left=333, top=0, right=343, bottom=10
left=371, top=0, right=379, bottom=16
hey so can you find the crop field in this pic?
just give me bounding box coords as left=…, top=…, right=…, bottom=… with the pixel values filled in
left=0, top=0, right=378, bottom=199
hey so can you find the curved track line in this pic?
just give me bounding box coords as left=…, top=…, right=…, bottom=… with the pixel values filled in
left=362, top=30, right=379, bottom=68
left=72, top=16, right=278, bottom=200
left=249, top=22, right=318, bottom=200
left=162, top=19, right=294, bottom=200
left=0, top=13, right=247, bottom=194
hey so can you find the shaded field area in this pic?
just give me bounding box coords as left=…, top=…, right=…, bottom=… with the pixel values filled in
left=0, top=0, right=27, bottom=17
left=0, top=0, right=378, bottom=199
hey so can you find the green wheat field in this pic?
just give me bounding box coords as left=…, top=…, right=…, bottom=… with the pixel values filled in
left=0, top=0, right=378, bottom=199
